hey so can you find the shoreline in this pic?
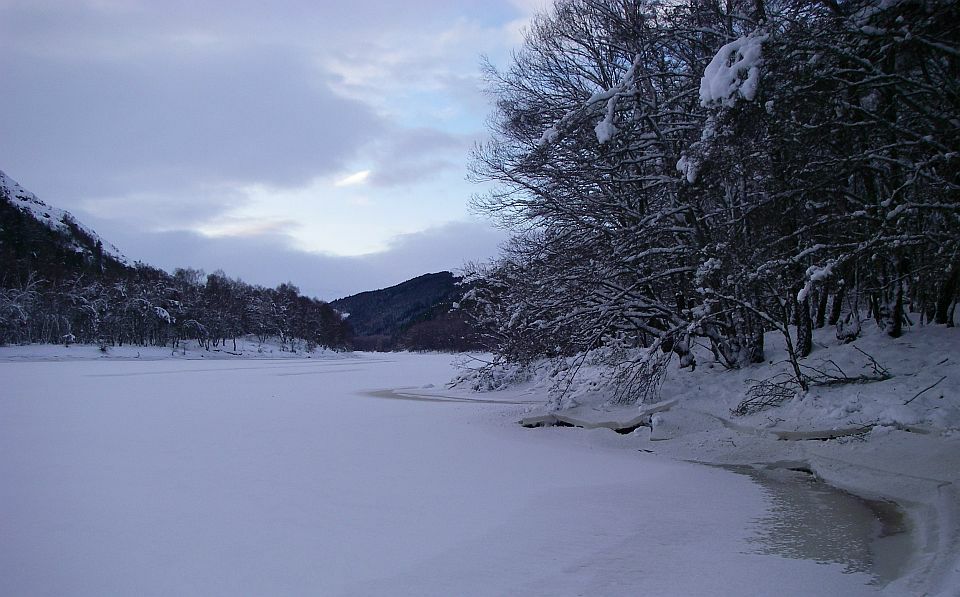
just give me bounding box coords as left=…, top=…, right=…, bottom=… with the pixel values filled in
left=514, top=401, right=960, bottom=596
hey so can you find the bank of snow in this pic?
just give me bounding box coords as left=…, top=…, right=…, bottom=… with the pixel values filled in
left=480, top=322, right=960, bottom=596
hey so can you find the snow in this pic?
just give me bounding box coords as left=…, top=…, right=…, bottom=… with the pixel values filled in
left=700, top=34, right=768, bottom=108
left=154, top=306, right=173, bottom=324
left=797, top=259, right=837, bottom=302
left=494, top=320, right=960, bottom=596
left=0, top=349, right=896, bottom=596
left=676, top=153, right=699, bottom=184
left=594, top=89, right=621, bottom=145
left=594, top=118, right=618, bottom=145
left=0, top=169, right=128, bottom=264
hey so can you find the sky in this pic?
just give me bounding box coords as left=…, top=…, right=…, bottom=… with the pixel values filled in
left=0, top=0, right=550, bottom=299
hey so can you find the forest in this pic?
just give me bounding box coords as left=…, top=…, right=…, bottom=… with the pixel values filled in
left=0, top=266, right=352, bottom=352
left=462, top=0, right=959, bottom=397
left=0, top=186, right=351, bottom=350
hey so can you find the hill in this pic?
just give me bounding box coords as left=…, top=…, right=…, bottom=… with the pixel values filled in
left=0, top=170, right=130, bottom=284
left=331, top=272, right=480, bottom=351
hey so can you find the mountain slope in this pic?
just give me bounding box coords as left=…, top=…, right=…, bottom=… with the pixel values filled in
left=0, top=170, right=129, bottom=282
left=331, top=271, right=478, bottom=351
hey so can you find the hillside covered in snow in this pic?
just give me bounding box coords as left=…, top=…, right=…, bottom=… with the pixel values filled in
left=0, top=169, right=129, bottom=281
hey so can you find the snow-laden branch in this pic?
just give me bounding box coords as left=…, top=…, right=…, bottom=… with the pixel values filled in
left=538, top=53, right=645, bottom=147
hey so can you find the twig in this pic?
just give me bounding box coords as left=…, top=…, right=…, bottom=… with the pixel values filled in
left=904, top=376, right=947, bottom=405
left=800, top=349, right=891, bottom=387
left=462, top=354, right=496, bottom=366
left=824, top=358, right=847, bottom=378
left=852, top=345, right=891, bottom=378
left=734, top=376, right=800, bottom=416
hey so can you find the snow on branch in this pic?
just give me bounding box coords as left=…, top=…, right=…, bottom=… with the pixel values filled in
left=592, top=64, right=639, bottom=145
left=539, top=54, right=643, bottom=147
left=675, top=153, right=699, bottom=184
left=699, top=33, right=768, bottom=108
left=797, top=260, right=838, bottom=303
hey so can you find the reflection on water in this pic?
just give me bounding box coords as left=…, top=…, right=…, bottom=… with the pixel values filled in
left=738, top=467, right=910, bottom=585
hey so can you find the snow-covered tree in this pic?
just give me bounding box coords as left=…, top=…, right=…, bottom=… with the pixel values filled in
left=467, top=0, right=959, bottom=402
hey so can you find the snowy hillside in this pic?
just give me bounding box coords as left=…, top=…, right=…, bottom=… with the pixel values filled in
left=0, top=169, right=128, bottom=264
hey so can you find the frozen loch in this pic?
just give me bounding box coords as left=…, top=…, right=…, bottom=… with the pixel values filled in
left=1, top=353, right=896, bottom=596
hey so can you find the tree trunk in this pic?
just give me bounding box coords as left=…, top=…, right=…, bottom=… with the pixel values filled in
left=935, top=262, right=959, bottom=325
left=888, top=281, right=904, bottom=338
left=871, top=294, right=884, bottom=326
left=794, top=293, right=813, bottom=358
left=815, top=287, right=828, bottom=329
left=828, top=282, right=846, bottom=326
left=753, top=0, right=767, bottom=23
left=749, top=327, right=765, bottom=364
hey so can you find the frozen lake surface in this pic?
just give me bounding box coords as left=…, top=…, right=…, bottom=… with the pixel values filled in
left=1, top=353, right=889, bottom=595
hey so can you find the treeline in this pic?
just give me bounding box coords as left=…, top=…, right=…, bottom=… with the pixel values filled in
left=0, top=266, right=351, bottom=351
left=464, top=0, right=959, bottom=395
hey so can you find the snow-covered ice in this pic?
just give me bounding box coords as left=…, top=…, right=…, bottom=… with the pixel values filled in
left=0, top=351, right=891, bottom=596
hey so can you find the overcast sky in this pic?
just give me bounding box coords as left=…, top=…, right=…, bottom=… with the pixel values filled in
left=0, top=0, right=549, bottom=299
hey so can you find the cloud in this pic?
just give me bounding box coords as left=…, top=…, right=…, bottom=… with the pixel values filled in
left=99, top=218, right=508, bottom=300
left=365, top=127, right=473, bottom=188
left=0, top=46, right=384, bottom=201
left=0, top=1, right=527, bottom=295
left=194, top=217, right=299, bottom=239
left=77, top=185, right=248, bottom=231
left=507, top=0, right=551, bottom=18
left=334, top=170, right=371, bottom=187
left=319, top=15, right=520, bottom=127
left=0, top=2, right=494, bottom=218
left=358, top=221, right=508, bottom=281
left=368, top=159, right=459, bottom=188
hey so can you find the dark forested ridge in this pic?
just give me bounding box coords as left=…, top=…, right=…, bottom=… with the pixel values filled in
left=331, top=272, right=481, bottom=351
left=332, top=272, right=460, bottom=336
left=0, top=170, right=350, bottom=350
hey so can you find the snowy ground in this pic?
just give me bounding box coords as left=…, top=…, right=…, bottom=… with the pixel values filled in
left=0, top=349, right=903, bottom=596
left=490, top=321, right=960, bottom=596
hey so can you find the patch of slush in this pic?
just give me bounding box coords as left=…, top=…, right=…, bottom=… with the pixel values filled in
left=738, top=467, right=911, bottom=585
